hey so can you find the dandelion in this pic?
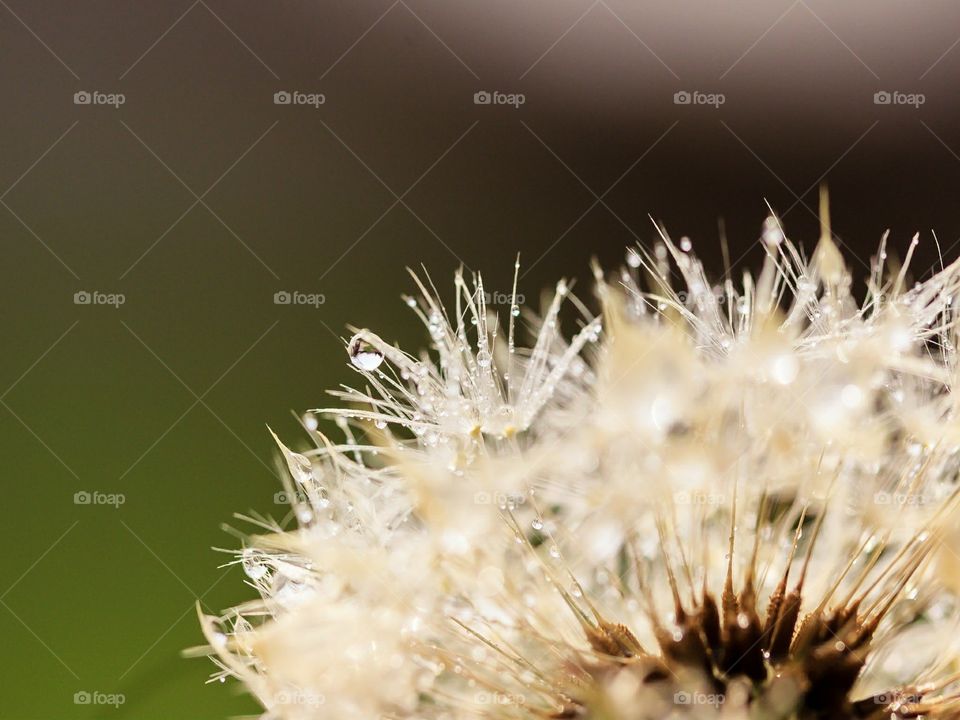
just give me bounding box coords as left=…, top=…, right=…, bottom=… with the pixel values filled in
left=197, top=194, right=960, bottom=719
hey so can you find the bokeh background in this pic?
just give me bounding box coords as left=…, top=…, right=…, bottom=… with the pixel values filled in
left=3, top=1, right=960, bottom=717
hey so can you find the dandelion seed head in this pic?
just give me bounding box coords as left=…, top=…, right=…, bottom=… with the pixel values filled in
left=200, top=214, right=960, bottom=719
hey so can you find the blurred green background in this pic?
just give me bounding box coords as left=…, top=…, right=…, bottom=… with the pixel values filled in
left=4, top=1, right=960, bottom=717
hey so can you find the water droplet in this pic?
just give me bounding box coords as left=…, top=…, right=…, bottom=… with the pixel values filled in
left=241, top=548, right=268, bottom=580
left=770, top=354, right=798, bottom=385
left=374, top=418, right=387, bottom=429
left=626, top=249, right=642, bottom=268
left=762, top=217, right=784, bottom=247
left=296, top=506, right=313, bottom=524
left=531, top=518, right=543, bottom=530
left=302, top=412, right=318, bottom=432
left=272, top=431, right=314, bottom=485
left=476, top=350, right=492, bottom=368
left=680, top=237, right=692, bottom=252
left=428, top=311, right=445, bottom=341
left=841, top=384, right=863, bottom=408
left=348, top=333, right=384, bottom=371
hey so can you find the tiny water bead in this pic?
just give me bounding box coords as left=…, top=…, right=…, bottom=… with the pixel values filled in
left=348, top=333, right=385, bottom=371
left=241, top=548, right=268, bottom=580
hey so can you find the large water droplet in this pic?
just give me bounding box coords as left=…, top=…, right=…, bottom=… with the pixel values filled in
left=348, top=333, right=384, bottom=371
left=762, top=216, right=784, bottom=247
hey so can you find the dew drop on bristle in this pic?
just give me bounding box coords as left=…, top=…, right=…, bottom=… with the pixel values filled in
left=349, top=333, right=384, bottom=371
left=762, top=216, right=785, bottom=247
left=296, top=506, right=314, bottom=524
left=241, top=548, right=268, bottom=580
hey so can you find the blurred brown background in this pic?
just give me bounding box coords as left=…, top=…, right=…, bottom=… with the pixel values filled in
left=2, top=1, right=960, bottom=717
